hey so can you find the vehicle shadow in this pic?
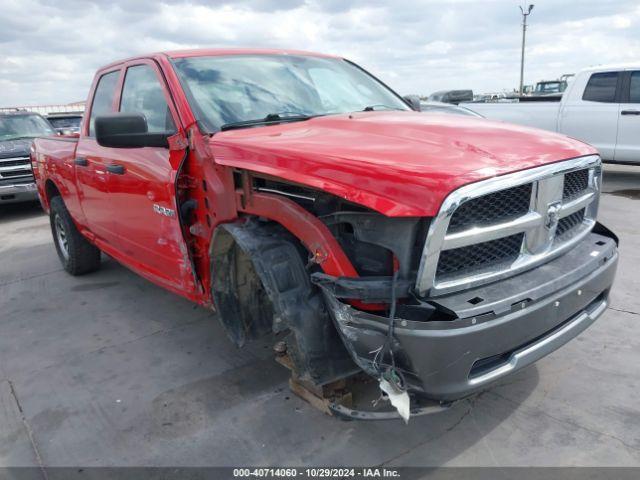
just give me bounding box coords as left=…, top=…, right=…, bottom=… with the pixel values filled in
left=0, top=201, right=44, bottom=223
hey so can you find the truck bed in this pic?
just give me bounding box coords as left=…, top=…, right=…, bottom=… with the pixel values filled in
left=462, top=101, right=561, bottom=132
left=33, top=135, right=79, bottom=211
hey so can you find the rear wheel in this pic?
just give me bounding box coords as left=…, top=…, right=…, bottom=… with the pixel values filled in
left=50, top=196, right=101, bottom=275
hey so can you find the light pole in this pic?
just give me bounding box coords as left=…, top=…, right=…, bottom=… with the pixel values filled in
left=519, top=4, right=534, bottom=96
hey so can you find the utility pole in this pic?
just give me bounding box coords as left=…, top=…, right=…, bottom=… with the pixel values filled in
left=519, top=4, right=534, bottom=96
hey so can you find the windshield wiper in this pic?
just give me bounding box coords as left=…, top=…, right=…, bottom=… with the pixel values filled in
left=220, top=113, right=312, bottom=132
left=362, top=104, right=405, bottom=112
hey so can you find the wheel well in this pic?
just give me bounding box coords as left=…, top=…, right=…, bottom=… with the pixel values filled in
left=45, top=180, right=61, bottom=204
left=210, top=220, right=357, bottom=384
left=210, top=223, right=276, bottom=347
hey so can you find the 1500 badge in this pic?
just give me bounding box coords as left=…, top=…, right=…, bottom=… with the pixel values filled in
left=153, top=204, right=176, bottom=218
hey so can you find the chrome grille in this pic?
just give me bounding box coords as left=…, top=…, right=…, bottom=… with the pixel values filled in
left=436, top=233, right=524, bottom=279
left=563, top=169, right=589, bottom=200
left=416, top=156, right=602, bottom=296
left=448, top=183, right=532, bottom=233
left=555, top=209, right=585, bottom=242
left=0, top=156, right=32, bottom=181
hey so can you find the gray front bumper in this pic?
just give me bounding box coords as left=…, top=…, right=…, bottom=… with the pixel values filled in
left=319, top=231, right=618, bottom=401
left=0, top=182, right=38, bottom=204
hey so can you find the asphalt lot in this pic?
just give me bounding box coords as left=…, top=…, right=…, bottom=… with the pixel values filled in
left=0, top=164, right=639, bottom=468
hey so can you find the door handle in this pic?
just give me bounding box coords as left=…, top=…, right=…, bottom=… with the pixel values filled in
left=106, top=164, right=126, bottom=175
left=621, top=110, right=640, bottom=115
left=74, top=157, right=88, bottom=166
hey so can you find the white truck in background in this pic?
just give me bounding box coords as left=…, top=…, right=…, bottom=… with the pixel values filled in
left=465, top=65, right=640, bottom=164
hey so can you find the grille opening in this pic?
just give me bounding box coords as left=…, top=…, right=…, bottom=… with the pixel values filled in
left=563, top=169, right=589, bottom=200
left=469, top=290, right=607, bottom=379
left=468, top=296, right=484, bottom=305
left=436, top=233, right=524, bottom=280
left=556, top=209, right=585, bottom=241
left=447, top=183, right=532, bottom=234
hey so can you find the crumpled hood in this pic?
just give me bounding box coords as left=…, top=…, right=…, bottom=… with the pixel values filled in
left=210, top=111, right=596, bottom=216
left=0, top=138, right=33, bottom=159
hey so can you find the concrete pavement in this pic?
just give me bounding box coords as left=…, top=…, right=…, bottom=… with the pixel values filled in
left=0, top=164, right=639, bottom=467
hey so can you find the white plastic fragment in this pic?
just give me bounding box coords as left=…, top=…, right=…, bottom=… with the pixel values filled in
left=379, top=378, right=411, bottom=424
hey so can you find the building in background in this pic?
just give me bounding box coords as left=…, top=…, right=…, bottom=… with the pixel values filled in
left=0, top=101, right=85, bottom=115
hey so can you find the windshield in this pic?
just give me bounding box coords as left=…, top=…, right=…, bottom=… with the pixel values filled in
left=172, top=54, right=410, bottom=132
left=0, top=114, right=55, bottom=141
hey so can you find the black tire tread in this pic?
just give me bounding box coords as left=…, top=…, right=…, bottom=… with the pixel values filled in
left=50, top=196, right=101, bottom=275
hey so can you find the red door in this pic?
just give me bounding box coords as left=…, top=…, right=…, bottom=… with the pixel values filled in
left=75, top=69, right=122, bottom=245
left=105, top=60, right=195, bottom=293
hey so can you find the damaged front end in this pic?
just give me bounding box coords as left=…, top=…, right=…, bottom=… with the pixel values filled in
left=314, top=228, right=618, bottom=404
left=312, top=157, right=619, bottom=419
left=210, top=216, right=450, bottom=421
left=211, top=158, right=619, bottom=421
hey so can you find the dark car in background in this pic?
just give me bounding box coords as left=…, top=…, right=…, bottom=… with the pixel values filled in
left=0, top=111, right=55, bottom=204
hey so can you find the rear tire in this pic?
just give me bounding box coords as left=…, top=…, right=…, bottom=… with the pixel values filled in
left=50, top=196, right=101, bottom=275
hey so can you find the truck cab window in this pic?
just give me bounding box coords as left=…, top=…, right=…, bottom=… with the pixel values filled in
left=89, top=71, right=119, bottom=137
left=582, top=72, right=619, bottom=103
left=120, top=65, right=175, bottom=133
left=629, top=72, right=640, bottom=103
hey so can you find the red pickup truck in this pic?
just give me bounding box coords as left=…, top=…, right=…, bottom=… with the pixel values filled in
left=33, top=49, right=618, bottom=418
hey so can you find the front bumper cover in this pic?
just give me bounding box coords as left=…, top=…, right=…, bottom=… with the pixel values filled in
left=317, top=230, right=618, bottom=401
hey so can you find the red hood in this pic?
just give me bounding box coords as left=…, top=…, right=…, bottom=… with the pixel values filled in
left=210, top=111, right=596, bottom=217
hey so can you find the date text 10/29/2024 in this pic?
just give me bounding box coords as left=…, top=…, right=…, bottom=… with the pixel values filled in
left=233, top=468, right=401, bottom=478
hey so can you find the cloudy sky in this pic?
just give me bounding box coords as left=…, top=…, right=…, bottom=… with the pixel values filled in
left=0, top=0, right=638, bottom=107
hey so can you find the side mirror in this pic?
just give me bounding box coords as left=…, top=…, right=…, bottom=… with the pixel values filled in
left=95, top=113, right=172, bottom=148
left=403, top=95, right=422, bottom=112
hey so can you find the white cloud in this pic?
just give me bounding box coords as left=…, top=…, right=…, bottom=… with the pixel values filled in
left=0, top=0, right=638, bottom=106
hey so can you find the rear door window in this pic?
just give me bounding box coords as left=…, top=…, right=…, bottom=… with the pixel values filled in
left=88, top=71, right=119, bottom=137
left=582, top=72, right=619, bottom=103
left=629, top=71, right=640, bottom=103
left=120, top=65, right=175, bottom=133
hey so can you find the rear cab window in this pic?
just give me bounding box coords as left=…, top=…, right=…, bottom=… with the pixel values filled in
left=88, top=71, right=120, bottom=137
left=582, top=72, right=619, bottom=103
